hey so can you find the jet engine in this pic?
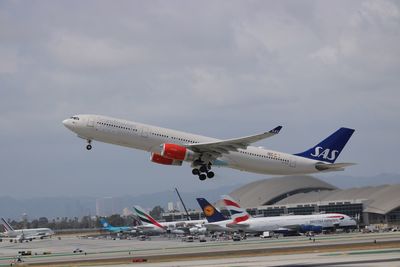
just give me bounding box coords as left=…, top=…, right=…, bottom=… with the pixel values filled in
left=161, top=144, right=195, bottom=161
left=150, top=153, right=182, bottom=166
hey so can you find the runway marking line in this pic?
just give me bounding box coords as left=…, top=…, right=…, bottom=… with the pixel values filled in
left=321, top=248, right=400, bottom=256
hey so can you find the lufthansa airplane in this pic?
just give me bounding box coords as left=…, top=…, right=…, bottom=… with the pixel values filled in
left=62, top=114, right=355, bottom=180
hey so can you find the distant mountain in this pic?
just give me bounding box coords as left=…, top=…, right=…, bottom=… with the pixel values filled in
left=0, top=196, right=96, bottom=220
left=0, top=184, right=240, bottom=220
left=1, top=173, right=399, bottom=220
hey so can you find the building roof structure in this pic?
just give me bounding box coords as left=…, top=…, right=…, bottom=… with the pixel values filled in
left=228, top=176, right=400, bottom=215
left=228, top=176, right=337, bottom=207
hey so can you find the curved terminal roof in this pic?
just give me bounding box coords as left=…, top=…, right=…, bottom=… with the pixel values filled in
left=276, top=184, right=400, bottom=215
left=228, top=176, right=337, bottom=208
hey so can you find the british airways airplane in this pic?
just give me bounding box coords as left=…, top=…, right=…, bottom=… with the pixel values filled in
left=62, top=114, right=355, bottom=180
left=220, top=195, right=356, bottom=233
left=196, top=197, right=356, bottom=234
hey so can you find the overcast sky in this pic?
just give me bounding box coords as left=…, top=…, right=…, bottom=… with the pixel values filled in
left=1, top=0, right=399, bottom=198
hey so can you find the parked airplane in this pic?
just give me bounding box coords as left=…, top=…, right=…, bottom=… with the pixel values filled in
left=221, top=195, right=357, bottom=233
left=196, top=198, right=237, bottom=232
left=63, top=114, right=355, bottom=180
left=99, top=218, right=134, bottom=234
left=133, top=206, right=205, bottom=234
left=0, top=218, right=54, bottom=242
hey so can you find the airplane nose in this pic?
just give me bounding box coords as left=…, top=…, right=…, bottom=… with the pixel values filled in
left=62, top=119, right=73, bottom=129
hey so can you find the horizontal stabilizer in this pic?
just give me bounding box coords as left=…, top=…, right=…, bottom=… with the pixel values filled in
left=315, top=162, right=356, bottom=172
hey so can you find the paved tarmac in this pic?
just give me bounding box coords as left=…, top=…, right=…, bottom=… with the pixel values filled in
left=0, top=231, right=399, bottom=266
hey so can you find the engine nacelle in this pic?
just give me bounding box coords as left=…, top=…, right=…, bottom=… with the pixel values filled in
left=161, top=144, right=195, bottom=161
left=150, top=153, right=182, bottom=166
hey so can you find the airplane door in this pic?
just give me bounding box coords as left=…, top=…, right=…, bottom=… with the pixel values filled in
left=87, top=118, right=95, bottom=127
left=140, top=127, right=149, bottom=138
left=289, top=157, right=296, bottom=168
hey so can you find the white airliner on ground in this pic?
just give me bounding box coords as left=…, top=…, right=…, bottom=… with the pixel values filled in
left=221, top=195, right=356, bottom=233
left=133, top=206, right=206, bottom=234
left=1, top=218, right=54, bottom=242
left=196, top=197, right=356, bottom=234
left=63, top=114, right=355, bottom=180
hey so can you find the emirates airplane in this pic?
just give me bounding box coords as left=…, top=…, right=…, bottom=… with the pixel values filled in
left=62, top=114, right=355, bottom=180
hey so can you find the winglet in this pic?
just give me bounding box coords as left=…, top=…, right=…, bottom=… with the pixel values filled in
left=269, top=126, right=282, bottom=134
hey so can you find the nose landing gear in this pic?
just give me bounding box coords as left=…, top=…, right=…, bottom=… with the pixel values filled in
left=86, top=140, right=92, bottom=150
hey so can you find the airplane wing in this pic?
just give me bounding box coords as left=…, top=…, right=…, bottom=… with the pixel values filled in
left=226, top=222, right=250, bottom=229
left=315, top=162, right=356, bottom=172
left=136, top=225, right=156, bottom=230
left=185, top=126, right=282, bottom=158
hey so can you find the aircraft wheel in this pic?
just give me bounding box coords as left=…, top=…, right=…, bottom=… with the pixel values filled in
left=86, top=144, right=92, bottom=150
left=192, top=168, right=200, bottom=175
left=199, top=174, right=207, bottom=181
left=207, top=171, right=215, bottom=179
left=199, top=165, right=208, bottom=173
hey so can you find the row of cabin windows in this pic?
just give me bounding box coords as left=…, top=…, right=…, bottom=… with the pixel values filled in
left=151, top=132, right=199, bottom=144
left=239, top=150, right=289, bottom=163
left=97, top=121, right=138, bottom=132
left=97, top=121, right=198, bottom=144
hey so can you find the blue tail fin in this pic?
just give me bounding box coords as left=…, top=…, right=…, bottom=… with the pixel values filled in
left=196, top=198, right=228, bottom=223
left=294, top=127, right=355, bottom=163
left=99, top=218, right=110, bottom=228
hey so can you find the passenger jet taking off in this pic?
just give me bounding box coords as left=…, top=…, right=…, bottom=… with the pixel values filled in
left=63, top=114, right=355, bottom=180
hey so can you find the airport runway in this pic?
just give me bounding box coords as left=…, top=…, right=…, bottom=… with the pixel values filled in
left=1, top=231, right=400, bottom=266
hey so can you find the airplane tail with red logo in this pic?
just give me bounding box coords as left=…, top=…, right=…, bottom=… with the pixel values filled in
left=1, top=218, right=14, bottom=232
left=294, top=127, right=355, bottom=163
left=221, top=195, right=251, bottom=224
left=133, top=206, right=166, bottom=230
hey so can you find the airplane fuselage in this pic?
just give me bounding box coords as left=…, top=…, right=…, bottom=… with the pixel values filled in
left=2, top=228, right=54, bottom=240
left=238, top=213, right=356, bottom=233
left=63, top=114, right=324, bottom=176
left=205, top=213, right=356, bottom=233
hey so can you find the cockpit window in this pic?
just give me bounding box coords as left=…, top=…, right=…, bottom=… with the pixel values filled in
left=70, top=116, right=80, bottom=120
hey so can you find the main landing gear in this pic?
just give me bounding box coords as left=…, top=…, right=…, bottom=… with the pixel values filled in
left=192, top=164, right=214, bottom=181
left=86, top=140, right=92, bottom=150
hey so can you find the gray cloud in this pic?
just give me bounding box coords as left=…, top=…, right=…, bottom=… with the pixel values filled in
left=1, top=0, right=399, bottom=197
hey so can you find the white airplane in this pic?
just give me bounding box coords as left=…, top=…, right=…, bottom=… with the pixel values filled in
left=62, top=114, right=355, bottom=180
left=1, top=218, right=54, bottom=242
left=221, top=195, right=356, bottom=233
left=133, top=206, right=206, bottom=234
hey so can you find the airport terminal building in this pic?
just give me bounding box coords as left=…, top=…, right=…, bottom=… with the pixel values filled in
left=163, top=176, right=400, bottom=227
